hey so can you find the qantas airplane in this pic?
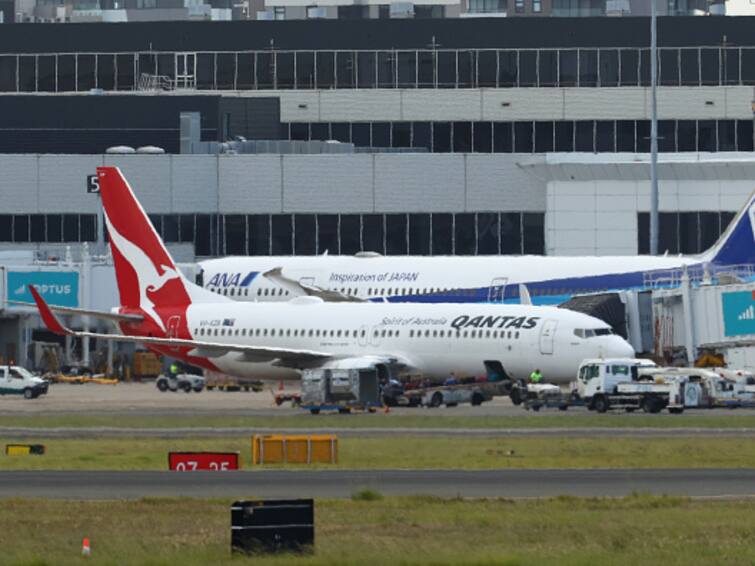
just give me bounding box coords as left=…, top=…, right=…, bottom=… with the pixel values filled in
left=199, top=191, right=755, bottom=306
left=27, top=167, right=634, bottom=384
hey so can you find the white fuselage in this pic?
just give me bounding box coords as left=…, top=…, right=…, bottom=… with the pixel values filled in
left=200, top=254, right=703, bottom=305
left=185, top=299, right=634, bottom=383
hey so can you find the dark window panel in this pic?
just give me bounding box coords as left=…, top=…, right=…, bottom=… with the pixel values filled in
left=179, top=214, right=194, bottom=243
left=18, top=56, right=36, bottom=92
left=37, top=55, right=55, bottom=92
left=619, top=49, right=639, bottom=86
left=723, top=48, right=739, bottom=86
left=457, top=50, right=476, bottom=88
left=493, top=122, right=513, bottom=153
left=477, top=213, right=499, bottom=255
left=453, top=122, right=472, bottom=153
left=678, top=212, right=698, bottom=254
left=433, top=122, right=451, bottom=153
left=409, top=213, right=431, bottom=255
left=659, top=48, right=679, bottom=86
left=538, top=50, right=557, bottom=87
left=377, top=51, right=395, bottom=88
left=161, top=215, right=178, bottom=243
left=362, top=214, right=384, bottom=254
left=636, top=121, right=650, bottom=153
left=700, top=48, right=720, bottom=85
left=437, top=50, right=456, bottom=88
left=478, top=50, right=497, bottom=88
left=578, top=49, right=598, bottom=87
left=80, top=215, right=96, bottom=242
left=271, top=215, right=293, bottom=255
left=352, top=123, right=370, bottom=147
left=149, top=214, right=163, bottom=237
left=14, top=216, right=29, bottom=242
left=616, top=120, right=635, bottom=152
left=397, top=51, right=417, bottom=88
left=194, top=215, right=212, bottom=256
left=317, top=214, right=339, bottom=254
left=743, top=48, right=755, bottom=86
left=157, top=53, right=174, bottom=80
left=247, top=214, right=270, bottom=255
left=639, top=48, right=651, bottom=87
left=595, top=121, right=615, bottom=152
left=392, top=122, right=411, bottom=148
left=699, top=211, right=719, bottom=252
left=336, top=51, right=356, bottom=89
left=290, top=123, right=309, bottom=141
left=417, top=50, right=434, bottom=88
left=558, top=49, right=577, bottom=87
left=47, top=214, right=62, bottom=243
left=211, top=215, right=222, bottom=257
left=237, top=52, right=256, bottom=89
left=718, top=120, right=736, bottom=151
left=293, top=214, right=316, bottom=255
left=522, top=213, right=545, bottom=255
left=535, top=121, right=554, bottom=153
left=431, top=213, right=453, bottom=255
left=697, top=120, right=716, bottom=152
left=659, top=212, right=679, bottom=254
left=518, top=50, right=537, bottom=87
left=500, top=212, right=521, bottom=255
left=473, top=122, right=492, bottom=153
left=59, top=55, right=76, bottom=91
left=413, top=122, right=432, bottom=151
left=658, top=120, right=676, bottom=152
left=310, top=122, right=329, bottom=141
left=737, top=120, right=754, bottom=152
left=385, top=214, right=407, bottom=255
left=680, top=48, right=700, bottom=86
left=137, top=53, right=156, bottom=77
left=677, top=120, right=696, bottom=152
left=331, top=123, right=350, bottom=143
left=497, top=50, right=517, bottom=87
left=575, top=121, right=594, bottom=152
left=256, top=52, right=274, bottom=89
left=223, top=214, right=247, bottom=255
left=0, top=216, right=11, bottom=241
left=356, top=51, right=376, bottom=88
left=340, top=215, right=361, bottom=255
left=454, top=213, right=476, bottom=255
left=115, top=54, right=134, bottom=90
left=196, top=53, right=215, bottom=90
left=514, top=121, right=533, bottom=153
left=372, top=122, right=390, bottom=148
left=0, top=56, right=17, bottom=92
left=599, top=49, right=619, bottom=87
left=637, top=212, right=649, bottom=254
left=555, top=121, right=574, bottom=152
left=76, top=55, right=96, bottom=92
left=276, top=52, right=295, bottom=89
left=721, top=212, right=736, bottom=235
left=30, top=215, right=45, bottom=243
left=62, top=214, right=78, bottom=242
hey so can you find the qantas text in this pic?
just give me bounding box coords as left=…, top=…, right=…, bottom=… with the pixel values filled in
left=450, top=315, right=540, bottom=330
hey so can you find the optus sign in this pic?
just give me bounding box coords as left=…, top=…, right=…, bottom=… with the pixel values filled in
left=7, top=271, right=79, bottom=308
left=168, top=452, right=240, bottom=471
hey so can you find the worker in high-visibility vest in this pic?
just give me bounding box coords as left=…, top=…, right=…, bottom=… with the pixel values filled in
left=529, top=369, right=543, bottom=383
left=168, top=362, right=179, bottom=377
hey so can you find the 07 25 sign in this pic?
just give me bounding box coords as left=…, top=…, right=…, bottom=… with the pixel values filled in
left=168, top=451, right=240, bottom=471
left=86, top=174, right=100, bottom=194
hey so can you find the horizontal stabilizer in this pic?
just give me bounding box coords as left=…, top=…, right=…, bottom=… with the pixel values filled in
left=8, top=300, right=143, bottom=323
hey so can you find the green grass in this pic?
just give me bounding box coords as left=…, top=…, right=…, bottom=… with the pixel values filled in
left=2, top=436, right=755, bottom=470
left=3, top=413, right=755, bottom=430
left=2, top=495, right=755, bottom=565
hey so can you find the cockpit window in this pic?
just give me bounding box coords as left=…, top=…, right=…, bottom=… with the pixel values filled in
left=575, top=328, right=613, bottom=339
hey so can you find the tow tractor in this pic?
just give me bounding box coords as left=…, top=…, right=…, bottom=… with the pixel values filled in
left=156, top=373, right=205, bottom=393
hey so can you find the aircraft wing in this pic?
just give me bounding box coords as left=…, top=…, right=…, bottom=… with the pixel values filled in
left=263, top=267, right=365, bottom=303
left=29, top=286, right=332, bottom=368
left=7, top=300, right=144, bottom=323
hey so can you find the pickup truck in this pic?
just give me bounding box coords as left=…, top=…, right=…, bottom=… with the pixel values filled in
left=0, top=365, right=49, bottom=399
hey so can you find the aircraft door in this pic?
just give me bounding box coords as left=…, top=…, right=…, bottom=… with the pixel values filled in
left=167, top=316, right=181, bottom=339
left=175, top=53, right=196, bottom=89
left=539, top=319, right=558, bottom=355
left=488, top=277, right=508, bottom=303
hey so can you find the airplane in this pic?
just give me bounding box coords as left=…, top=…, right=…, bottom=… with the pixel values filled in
left=27, top=166, right=634, bottom=384
left=199, top=191, right=755, bottom=306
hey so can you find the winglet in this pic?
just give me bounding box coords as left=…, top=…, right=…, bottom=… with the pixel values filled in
left=29, top=286, right=70, bottom=336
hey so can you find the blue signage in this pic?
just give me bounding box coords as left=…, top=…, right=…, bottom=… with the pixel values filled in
left=7, top=271, right=79, bottom=308
left=722, top=290, right=755, bottom=337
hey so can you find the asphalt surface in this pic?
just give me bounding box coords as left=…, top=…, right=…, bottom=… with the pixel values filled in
left=1, top=469, right=753, bottom=499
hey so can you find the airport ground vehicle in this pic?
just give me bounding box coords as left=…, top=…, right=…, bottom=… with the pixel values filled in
left=204, top=370, right=263, bottom=392
left=301, top=367, right=382, bottom=414
left=156, top=373, right=205, bottom=393
left=0, top=366, right=49, bottom=399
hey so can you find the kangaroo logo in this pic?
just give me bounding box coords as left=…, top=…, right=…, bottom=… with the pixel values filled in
left=105, top=213, right=179, bottom=332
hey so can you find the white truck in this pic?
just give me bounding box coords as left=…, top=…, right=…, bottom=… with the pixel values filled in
left=0, top=366, right=49, bottom=399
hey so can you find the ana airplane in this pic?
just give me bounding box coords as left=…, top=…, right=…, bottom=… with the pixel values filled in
left=28, top=167, right=634, bottom=384
left=199, top=191, right=755, bottom=306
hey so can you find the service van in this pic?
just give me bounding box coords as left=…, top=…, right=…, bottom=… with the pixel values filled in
left=0, top=366, right=49, bottom=399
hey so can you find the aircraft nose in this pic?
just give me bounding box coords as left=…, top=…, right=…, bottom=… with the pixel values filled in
left=610, top=337, right=635, bottom=359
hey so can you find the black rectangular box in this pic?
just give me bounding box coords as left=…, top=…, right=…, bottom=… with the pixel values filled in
left=231, top=499, right=314, bottom=554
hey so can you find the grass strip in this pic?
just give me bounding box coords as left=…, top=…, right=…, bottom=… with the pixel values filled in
left=1, top=436, right=754, bottom=470
left=2, top=495, right=755, bottom=565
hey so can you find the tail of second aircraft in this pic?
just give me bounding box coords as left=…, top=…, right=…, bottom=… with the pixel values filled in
left=97, top=166, right=224, bottom=333
left=700, top=189, right=755, bottom=266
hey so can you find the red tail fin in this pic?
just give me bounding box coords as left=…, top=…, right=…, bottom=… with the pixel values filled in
left=97, top=167, right=192, bottom=331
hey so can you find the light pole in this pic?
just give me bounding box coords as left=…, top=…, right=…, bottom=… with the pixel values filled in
left=649, top=0, right=659, bottom=255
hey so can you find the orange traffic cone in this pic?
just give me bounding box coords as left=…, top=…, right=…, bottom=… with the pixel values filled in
left=278, top=380, right=284, bottom=391
left=81, top=537, right=91, bottom=557
left=383, top=405, right=390, bottom=414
